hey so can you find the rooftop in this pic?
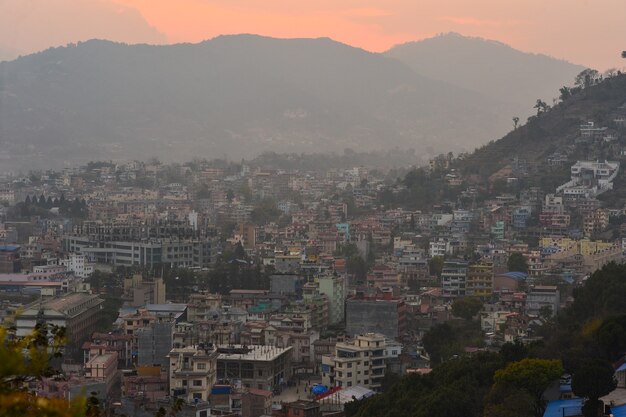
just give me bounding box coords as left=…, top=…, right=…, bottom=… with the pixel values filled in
left=217, top=344, right=292, bottom=362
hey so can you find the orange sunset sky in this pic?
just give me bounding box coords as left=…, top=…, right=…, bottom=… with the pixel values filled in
left=1, top=0, right=625, bottom=70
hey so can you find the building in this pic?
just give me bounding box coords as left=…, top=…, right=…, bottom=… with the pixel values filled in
left=466, top=261, right=493, bottom=298
left=273, top=400, right=321, bottom=417
left=525, top=285, right=560, bottom=317
left=441, top=260, right=468, bottom=298
left=15, top=293, right=104, bottom=358
left=137, top=322, right=174, bottom=367
left=345, top=292, right=406, bottom=339
left=167, top=344, right=219, bottom=402
left=241, top=388, right=273, bottom=417
left=59, top=254, right=94, bottom=278
left=216, top=345, right=292, bottom=391
left=317, top=274, right=345, bottom=325
left=557, top=160, right=620, bottom=198
left=321, top=333, right=388, bottom=392
left=0, top=245, right=21, bottom=273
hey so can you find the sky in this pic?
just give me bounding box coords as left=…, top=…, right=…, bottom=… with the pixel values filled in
left=1, top=0, right=625, bottom=70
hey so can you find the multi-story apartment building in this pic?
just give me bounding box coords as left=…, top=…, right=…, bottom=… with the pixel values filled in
left=525, top=285, right=560, bottom=317
left=321, top=333, right=388, bottom=392
left=345, top=291, right=406, bottom=339
left=168, top=344, right=219, bottom=402
left=441, top=260, right=468, bottom=298
left=216, top=345, right=292, bottom=391
left=59, top=254, right=94, bottom=278
left=317, top=274, right=345, bottom=325
left=466, top=261, right=494, bottom=298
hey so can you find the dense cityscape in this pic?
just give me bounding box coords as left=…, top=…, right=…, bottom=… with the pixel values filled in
left=2, top=2, right=626, bottom=416
left=3, top=80, right=626, bottom=416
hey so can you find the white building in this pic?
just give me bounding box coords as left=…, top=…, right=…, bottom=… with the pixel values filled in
left=60, top=254, right=94, bottom=278
left=321, top=333, right=388, bottom=392
left=557, top=160, right=620, bottom=198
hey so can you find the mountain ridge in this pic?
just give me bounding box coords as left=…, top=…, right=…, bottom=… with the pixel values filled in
left=0, top=34, right=583, bottom=170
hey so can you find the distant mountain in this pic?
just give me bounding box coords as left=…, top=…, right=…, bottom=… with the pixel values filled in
left=386, top=33, right=585, bottom=112
left=0, top=35, right=521, bottom=170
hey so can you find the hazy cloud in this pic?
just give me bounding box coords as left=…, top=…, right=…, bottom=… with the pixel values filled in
left=0, top=0, right=167, bottom=60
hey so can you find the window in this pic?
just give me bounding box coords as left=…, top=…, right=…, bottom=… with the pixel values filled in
left=197, top=363, right=206, bottom=370
left=364, top=380, right=369, bottom=385
left=193, top=380, right=202, bottom=387
left=347, top=382, right=352, bottom=387
left=347, top=372, right=352, bottom=377
left=364, top=361, right=369, bottom=366
left=347, top=363, right=352, bottom=368
left=258, top=370, right=263, bottom=377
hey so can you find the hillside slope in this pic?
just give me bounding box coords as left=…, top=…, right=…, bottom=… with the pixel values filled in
left=456, top=73, right=626, bottom=181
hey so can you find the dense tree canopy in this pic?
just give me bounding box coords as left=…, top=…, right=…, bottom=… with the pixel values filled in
left=507, top=252, right=529, bottom=273
left=451, top=297, right=483, bottom=321
left=572, top=359, right=617, bottom=417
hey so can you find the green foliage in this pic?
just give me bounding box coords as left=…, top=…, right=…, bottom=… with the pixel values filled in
left=562, top=262, right=626, bottom=325
left=250, top=198, right=282, bottom=225
left=422, top=321, right=484, bottom=364
left=428, top=256, right=444, bottom=277
left=571, top=358, right=617, bottom=405
left=484, top=384, right=535, bottom=417
left=348, top=353, right=503, bottom=417
left=507, top=252, right=528, bottom=273
left=492, top=358, right=563, bottom=415
left=0, top=324, right=88, bottom=416
left=451, top=297, right=483, bottom=321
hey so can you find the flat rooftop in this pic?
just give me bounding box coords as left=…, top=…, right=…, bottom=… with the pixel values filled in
left=217, top=344, right=292, bottom=362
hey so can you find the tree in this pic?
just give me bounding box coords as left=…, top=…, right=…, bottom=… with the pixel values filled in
left=451, top=297, right=483, bottom=321
left=572, top=359, right=617, bottom=417
left=429, top=256, right=444, bottom=277
left=492, top=358, right=563, bottom=416
left=559, top=86, right=572, bottom=101
left=0, top=324, right=88, bottom=417
left=422, top=323, right=459, bottom=363
left=507, top=252, right=528, bottom=273
left=484, top=384, right=535, bottom=417
left=533, top=99, right=549, bottom=116
left=575, top=69, right=600, bottom=89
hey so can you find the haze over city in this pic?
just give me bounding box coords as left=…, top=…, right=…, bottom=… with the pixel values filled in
left=3, top=2, right=626, bottom=417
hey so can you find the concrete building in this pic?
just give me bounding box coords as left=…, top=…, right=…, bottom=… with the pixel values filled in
left=321, top=333, right=388, bottom=392
left=317, top=274, right=345, bottom=325
left=525, top=285, right=560, bottom=317
left=441, top=260, right=468, bottom=298
left=216, top=345, right=292, bottom=391
left=466, top=261, right=494, bottom=298
left=345, top=292, right=406, bottom=339
left=59, top=254, right=94, bottom=278
left=168, top=344, right=219, bottom=402
left=15, top=293, right=104, bottom=359
left=0, top=245, right=21, bottom=273
left=270, top=274, right=304, bottom=298
left=63, top=235, right=215, bottom=269
left=137, top=322, right=174, bottom=367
